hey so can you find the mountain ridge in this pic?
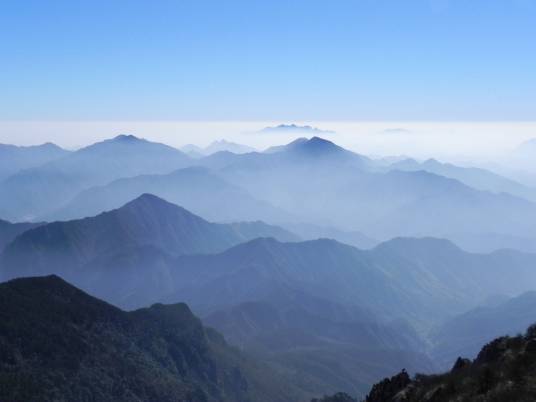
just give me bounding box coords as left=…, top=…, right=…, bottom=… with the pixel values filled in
left=0, top=275, right=308, bottom=402
left=0, top=194, right=298, bottom=282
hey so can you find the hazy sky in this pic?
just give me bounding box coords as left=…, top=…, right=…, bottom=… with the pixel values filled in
left=1, top=0, right=535, bottom=121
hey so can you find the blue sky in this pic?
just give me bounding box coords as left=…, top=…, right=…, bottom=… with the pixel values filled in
left=1, top=0, right=535, bottom=120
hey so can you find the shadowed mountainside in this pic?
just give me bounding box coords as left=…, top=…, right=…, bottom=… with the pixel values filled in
left=0, top=275, right=308, bottom=402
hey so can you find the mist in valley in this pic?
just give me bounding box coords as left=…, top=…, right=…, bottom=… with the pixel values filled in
left=2, top=131, right=536, bottom=400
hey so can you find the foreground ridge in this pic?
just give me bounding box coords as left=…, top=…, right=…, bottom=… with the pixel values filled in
left=356, top=324, right=536, bottom=402
left=0, top=275, right=306, bottom=402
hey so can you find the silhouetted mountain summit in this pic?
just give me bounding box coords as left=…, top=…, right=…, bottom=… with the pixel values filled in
left=290, top=136, right=346, bottom=156
left=259, top=124, right=334, bottom=134
left=266, top=137, right=351, bottom=159
left=112, top=133, right=139, bottom=142
left=73, top=134, right=188, bottom=161
left=0, top=194, right=297, bottom=281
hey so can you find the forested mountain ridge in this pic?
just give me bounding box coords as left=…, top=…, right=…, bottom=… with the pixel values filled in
left=0, top=275, right=309, bottom=402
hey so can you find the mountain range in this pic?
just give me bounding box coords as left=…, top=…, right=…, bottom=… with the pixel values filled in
left=2, top=193, right=536, bottom=396
left=204, top=137, right=536, bottom=252
left=389, top=157, right=536, bottom=201
left=0, top=194, right=297, bottom=283
left=3, top=134, right=536, bottom=399
left=0, top=135, right=191, bottom=221
left=3, top=134, right=536, bottom=253
left=7, top=194, right=535, bottom=325
left=45, top=166, right=293, bottom=223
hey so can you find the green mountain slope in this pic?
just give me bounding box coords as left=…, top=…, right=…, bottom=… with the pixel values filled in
left=0, top=275, right=308, bottom=402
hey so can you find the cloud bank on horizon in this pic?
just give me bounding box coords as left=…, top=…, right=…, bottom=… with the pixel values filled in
left=1, top=121, right=535, bottom=164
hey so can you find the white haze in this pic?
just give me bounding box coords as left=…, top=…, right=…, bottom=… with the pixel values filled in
left=1, top=120, right=535, bottom=168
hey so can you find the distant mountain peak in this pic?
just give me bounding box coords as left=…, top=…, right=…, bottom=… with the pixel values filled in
left=265, top=136, right=370, bottom=168
left=308, top=136, right=334, bottom=145
left=131, top=192, right=166, bottom=203
left=76, top=134, right=187, bottom=158
left=266, top=136, right=342, bottom=155
left=258, top=123, right=335, bottom=134
left=423, top=158, right=441, bottom=165
left=38, top=142, right=65, bottom=150
left=204, top=139, right=256, bottom=155
left=180, top=139, right=255, bottom=156
left=120, top=192, right=189, bottom=214
left=211, top=139, right=234, bottom=145
left=112, top=134, right=144, bottom=142
left=292, top=136, right=345, bottom=155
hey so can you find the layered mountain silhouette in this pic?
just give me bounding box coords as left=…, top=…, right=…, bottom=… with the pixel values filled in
left=3, top=196, right=536, bottom=395
left=3, top=135, right=536, bottom=399
left=46, top=166, right=294, bottom=223
left=283, top=222, right=378, bottom=249
left=0, top=135, right=191, bottom=221
left=259, top=124, right=334, bottom=135
left=201, top=136, right=371, bottom=171
left=0, top=194, right=297, bottom=282
left=0, top=275, right=307, bottom=402
left=3, top=135, right=536, bottom=252
left=0, top=142, right=69, bottom=180
left=181, top=140, right=256, bottom=157
left=390, top=157, right=536, bottom=202
left=0, top=218, right=43, bottom=251
left=158, top=236, right=536, bottom=329
left=201, top=139, right=536, bottom=252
